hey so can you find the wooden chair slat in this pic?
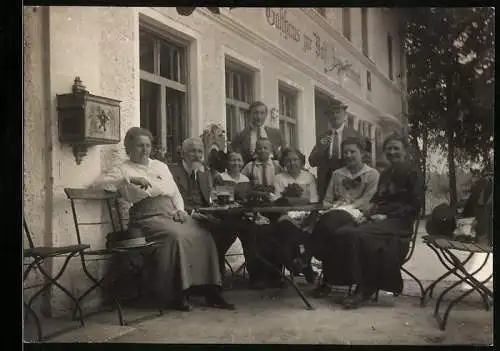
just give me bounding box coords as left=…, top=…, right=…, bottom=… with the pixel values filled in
left=64, top=188, right=119, bottom=200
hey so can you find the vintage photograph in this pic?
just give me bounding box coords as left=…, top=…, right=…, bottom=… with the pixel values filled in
left=23, top=7, right=493, bottom=344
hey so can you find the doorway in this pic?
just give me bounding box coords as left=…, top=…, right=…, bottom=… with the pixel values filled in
left=314, top=89, right=344, bottom=142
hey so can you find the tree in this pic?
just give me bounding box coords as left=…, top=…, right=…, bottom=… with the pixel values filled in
left=404, top=7, right=494, bottom=210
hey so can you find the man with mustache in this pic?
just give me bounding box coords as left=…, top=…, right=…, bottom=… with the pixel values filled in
left=169, top=137, right=260, bottom=284
left=230, top=101, right=286, bottom=164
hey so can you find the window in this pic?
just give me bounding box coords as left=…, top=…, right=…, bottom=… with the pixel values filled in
left=387, top=34, right=394, bottom=80
left=361, top=8, right=369, bottom=57
left=315, top=8, right=326, bottom=16
left=225, top=61, right=254, bottom=142
left=401, top=98, right=408, bottom=115
left=139, top=28, right=188, bottom=163
left=375, top=127, right=383, bottom=157
left=358, top=120, right=372, bottom=138
left=342, top=8, right=351, bottom=41
left=278, top=85, right=298, bottom=148
left=347, top=114, right=355, bottom=130
left=366, top=71, right=372, bottom=91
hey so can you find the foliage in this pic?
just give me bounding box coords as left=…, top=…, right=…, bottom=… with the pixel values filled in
left=403, top=7, right=494, bottom=207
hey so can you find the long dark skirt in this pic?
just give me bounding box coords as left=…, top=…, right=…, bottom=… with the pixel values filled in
left=128, top=196, right=222, bottom=302
left=259, top=218, right=308, bottom=274
left=307, top=210, right=357, bottom=261
left=322, top=219, right=411, bottom=294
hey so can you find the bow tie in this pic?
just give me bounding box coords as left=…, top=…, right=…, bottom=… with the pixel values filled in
left=342, top=177, right=362, bottom=190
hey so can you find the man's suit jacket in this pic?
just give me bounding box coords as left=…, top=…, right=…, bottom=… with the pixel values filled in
left=168, top=163, right=212, bottom=211
left=308, top=127, right=358, bottom=202
left=230, top=126, right=286, bottom=164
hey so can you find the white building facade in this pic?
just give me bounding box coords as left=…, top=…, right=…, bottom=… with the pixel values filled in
left=24, top=6, right=408, bottom=316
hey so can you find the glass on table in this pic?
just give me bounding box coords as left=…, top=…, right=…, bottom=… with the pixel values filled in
left=211, top=185, right=235, bottom=205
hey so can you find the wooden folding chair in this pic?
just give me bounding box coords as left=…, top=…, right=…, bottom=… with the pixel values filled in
left=23, top=218, right=90, bottom=341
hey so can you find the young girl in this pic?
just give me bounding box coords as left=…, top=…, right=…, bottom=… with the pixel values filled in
left=213, top=151, right=250, bottom=187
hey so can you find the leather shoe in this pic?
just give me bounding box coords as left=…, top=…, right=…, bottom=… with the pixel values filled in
left=341, top=293, right=370, bottom=310
left=205, top=293, right=236, bottom=310
left=302, top=265, right=317, bottom=284
left=170, top=297, right=192, bottom=312
left=311, top=284, right=331, bottom=298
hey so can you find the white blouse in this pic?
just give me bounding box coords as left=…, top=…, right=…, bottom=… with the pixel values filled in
left=92, top=159, right=185, bottom=211
left=274, top=170, right=319, bottom=203
left=323, top=164, right=379, bottom=209
left=218, top=172, right=250, bottom=184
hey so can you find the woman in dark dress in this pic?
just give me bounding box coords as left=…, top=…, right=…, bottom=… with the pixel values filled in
left=322, top=133, right=424, bottom=309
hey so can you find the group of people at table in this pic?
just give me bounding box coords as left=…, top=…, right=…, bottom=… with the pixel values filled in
left=93, top=100, right=424, bottom=312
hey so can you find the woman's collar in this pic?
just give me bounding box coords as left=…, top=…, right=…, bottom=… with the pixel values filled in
left=127, top=158, right=150, bottom=167
left=254, top=158, right=273, bottom=165
left=337, top=164, right=371, bottom=178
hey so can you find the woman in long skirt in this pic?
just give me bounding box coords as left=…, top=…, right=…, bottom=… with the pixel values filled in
left=321, top=133, right=424, bottom=309
left=308, top=135, right=380, bottom=297
left=94, top=127, right=234, bottom=311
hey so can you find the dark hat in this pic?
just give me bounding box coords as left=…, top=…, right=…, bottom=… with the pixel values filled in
left=328, top=101, right=348, bottom=111
left=425, top=203, right=457, bottom=238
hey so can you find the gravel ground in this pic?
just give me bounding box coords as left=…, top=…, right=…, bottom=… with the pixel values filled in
left=106, top=282, right=492, bottom=345
left=27, top=221, right=493, bottom=345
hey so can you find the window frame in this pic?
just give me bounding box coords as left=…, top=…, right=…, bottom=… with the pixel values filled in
left=342, top=8, right=351, bottom=41
left=139, top=26, right=189, bottom=163
left=225, top=60, right=254, bottom=142
left=278, top=84, right=298, bottom=148
left=315, top=8, right=326, bottom=17
left=347, top=114, right=355, bottom=130
left=387, top=33, right=394, bottom=80
left=361, top=8, right=369, bottom=57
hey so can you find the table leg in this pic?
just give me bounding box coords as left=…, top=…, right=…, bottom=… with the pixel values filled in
left=255, top=254, right=314, bottom=310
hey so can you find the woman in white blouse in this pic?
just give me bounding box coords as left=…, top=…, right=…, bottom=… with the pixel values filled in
left=308, top=135, right=380, bottom=297
left=255, top=148, right=320, bottom=288
left=93, top=127, right=234, bottom=311
left=273, top=149, right=319, bottom=203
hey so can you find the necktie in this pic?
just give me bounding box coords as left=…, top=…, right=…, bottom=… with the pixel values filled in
left=190, top=170, right=196, bottom=183
left=262, top=163, right=268, bottom=186
left=332, top=131, right=339, bottom=159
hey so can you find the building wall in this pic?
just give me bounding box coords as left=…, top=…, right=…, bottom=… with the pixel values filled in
left=23, top=6, right=406, bottom=316
left=24, top=6, right=140, bottom=316
left=24, top=6, right=52, bottom=316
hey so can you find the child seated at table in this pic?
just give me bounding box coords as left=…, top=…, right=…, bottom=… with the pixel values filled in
left=213, top=151, right=251, bottom=201
left=241, top=138, right=283, bottom=190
